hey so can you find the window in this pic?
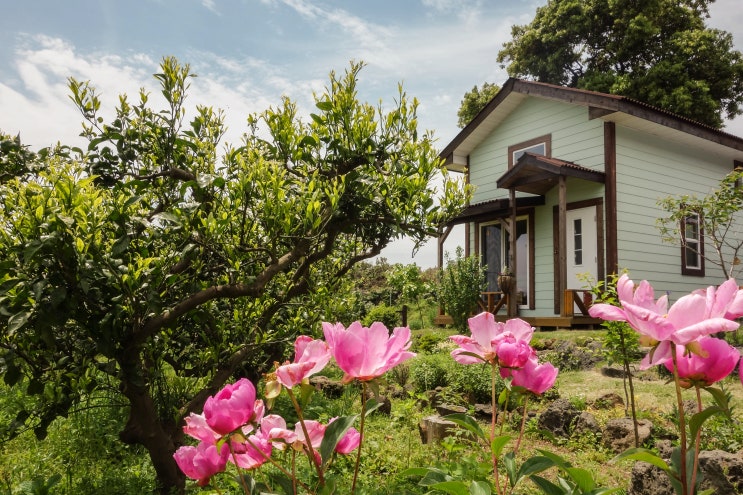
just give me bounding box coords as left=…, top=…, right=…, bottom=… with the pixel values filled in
left=508, top=134, right=551, bottom=169
left=573, top=218, right=583, bottom=266
left=681, top=213, right=704, bottom=276
left=480, top=216, right=532, bottom=307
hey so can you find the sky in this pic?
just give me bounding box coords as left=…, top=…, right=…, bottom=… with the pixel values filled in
left=2, top=0, right=743, bottom=268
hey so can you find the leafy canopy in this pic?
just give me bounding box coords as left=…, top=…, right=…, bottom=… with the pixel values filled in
left=0, top=57, right=468, bottom=492
left=497, top=0, right=743, bottom=128
left=456, top=82, right=500, bottom=128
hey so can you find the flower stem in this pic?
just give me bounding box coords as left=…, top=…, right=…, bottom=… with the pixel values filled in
left=287, top=388, right=325, bottom=486
left=491, top=364, right=503, bottom=495
left=671, top=344, right=689, bottom=495
left=513, top=394, right=530, bottom=455
left=228, top=442, right=252, bottom=495
left=690, top=386, right=704, bottom=493
left=352, top=382, right=368, bottom=493
left=243, top=436, right=312, bottom=493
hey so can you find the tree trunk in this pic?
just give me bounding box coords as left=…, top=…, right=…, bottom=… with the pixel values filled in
left=119, top=356, right=186, bottom=494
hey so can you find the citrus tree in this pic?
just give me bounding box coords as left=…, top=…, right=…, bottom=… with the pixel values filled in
left=0, top=57, right=468, bottom=493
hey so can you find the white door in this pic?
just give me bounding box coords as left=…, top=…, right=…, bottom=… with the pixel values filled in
left=566, top=207, right=598, bottom=310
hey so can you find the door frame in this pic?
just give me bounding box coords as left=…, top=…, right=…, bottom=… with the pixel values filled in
left=552, top=198, right=605, bottom=314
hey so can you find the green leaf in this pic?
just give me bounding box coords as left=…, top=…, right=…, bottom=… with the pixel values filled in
left=703, top=386, right=731, bottom=412
left=444, top=413, right=486, bottom=441
left=689, top=406, right=724, bottom=441
left=7, top=311, right=30, bottom=335
left=491, top=434, right=511, bottom=458
left=469, top=480, right=491, bottom=495
left=503, top=452, right=517, bottom=487
left=565, top=467, right=595, bottom=492
left=517, top=455, right=556, bottom=479
left=315, top=100, right=333, bottom=111
left=319, top=414, right=358, bottom=466
left=429, top=481, right=470, bottom=495
left=529, top=475, right=563, bottom=495
left=612, top=447, right=670, bottom=472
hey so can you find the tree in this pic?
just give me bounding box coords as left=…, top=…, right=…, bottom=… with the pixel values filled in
left=438, top=247, right=486, bottom=331
left=0, top=57, right=468, bottom=493
left=456, top=82, right=500, bottom=128
left=657, top=168, right=743, bottom=279
left=497, top=0, right=743, bottom=128
left=387, top=263, right=428, bottom=323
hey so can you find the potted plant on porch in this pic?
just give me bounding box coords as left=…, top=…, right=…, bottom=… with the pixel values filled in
left=497, top=265, right=515, bottom=294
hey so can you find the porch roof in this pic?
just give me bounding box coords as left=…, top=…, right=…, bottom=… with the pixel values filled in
left=496, top=153, right=606, bottom=195
left=447, top=195, right=545, bottom=225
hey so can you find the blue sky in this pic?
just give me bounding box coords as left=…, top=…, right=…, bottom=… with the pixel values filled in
left=2, top=0, right=742, bottom=267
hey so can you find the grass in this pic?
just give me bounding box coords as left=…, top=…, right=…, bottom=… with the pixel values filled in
left=2, top=325, right=742, bottom=494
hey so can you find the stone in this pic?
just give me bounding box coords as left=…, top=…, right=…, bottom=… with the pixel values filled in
left=600, top=366, right=630, bottom=379
left=473, top=403, right=494, bottom=421
left=603, top=418, right=652, bottom=454
left=628, top=461, right=674, bottom=495
left=572, top=411, right=601, bottom=438
left=697, top=450, right=743, bottom=494
left=418, top=415, right=459, bottom=444
left=592, top=392, right=624, bottom=409
left=538, top=398, right=579, bottom=437
left=436, top=403, right=467, bottom=416
left=628, top=449, right=743, bottom=495
left=309, top=375, right=344, bottom=398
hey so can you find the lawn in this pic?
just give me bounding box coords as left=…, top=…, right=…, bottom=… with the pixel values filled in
left=1, top=326, right=742, bottom=494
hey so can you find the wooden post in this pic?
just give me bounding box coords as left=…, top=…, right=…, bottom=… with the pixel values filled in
left=558, top=175, right=567, bottom=315
left=509, top=188, right=517, bottom=316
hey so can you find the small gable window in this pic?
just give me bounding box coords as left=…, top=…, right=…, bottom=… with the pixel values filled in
left=681, top=213, right=704, bottom=276
left=508, top=134, right=551, bottom=169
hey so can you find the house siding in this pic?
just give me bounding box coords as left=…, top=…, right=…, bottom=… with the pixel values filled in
left=466, top=97, right=606, bottom=316
left=614, top=125, right=730, bottom=298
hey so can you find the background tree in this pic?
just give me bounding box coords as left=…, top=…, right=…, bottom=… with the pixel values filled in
left=438, top=247, right=487, bottom=331
left=497, top=0, right=743, bottom=128
left=0, top=58, right=468, bottom=493
left=456, top=82, right=500, bottom=128
left=657, top=168, right=743, bottom=278
left=387, top=263, right=429, bottom=325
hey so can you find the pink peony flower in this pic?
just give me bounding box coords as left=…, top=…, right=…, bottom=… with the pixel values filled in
left=322, top=321, right=415, bottom=383
left=183, top=413, right=221, bottom=444
left=495, top=337, right=535, bottom=369
left=203, top=378, right=258, bottom=435
left=663, top=336, right=740, bottom=388
left=229, top=430, right=272, bottom=470
left=589, top=274, right=741, bottom=369
left=276, top=336, right=331, bottom=388
left=335, top=426, right=361, bottom=454
left=507, top=356, right=558, bottom=395
left=450, top=313, right=534, bottom=365
left=173, top=442, right=229, bottom=486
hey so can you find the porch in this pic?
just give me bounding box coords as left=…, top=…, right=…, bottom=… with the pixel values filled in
left=434, top=288, right=603, bottom=330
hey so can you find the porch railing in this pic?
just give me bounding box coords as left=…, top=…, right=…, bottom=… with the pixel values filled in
left=478, top=291, right=509, bottom=314
left=561, top=289, right=593, bottom=317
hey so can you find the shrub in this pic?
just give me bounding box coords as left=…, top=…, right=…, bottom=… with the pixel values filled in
left=413, top=333, right=445, bottom=354
left=438, top=247, right=486, bottom=331
left=409, top=354, right=449, bottom=392
left=444, top=361, right=495, bottom=404
left=362, top=304, right=401, bottom=328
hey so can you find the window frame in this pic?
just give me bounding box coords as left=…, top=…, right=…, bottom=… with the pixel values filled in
left=681, top=212, right=704, bottom=276
left=508, top=134, right=552, bottom=169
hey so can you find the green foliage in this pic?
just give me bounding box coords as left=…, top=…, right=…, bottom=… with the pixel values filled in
left=444, top=362, right=495, bottom=405
left=362, top=304, right=401, bottom=328
left=0, top=57, right=469, bottom=491
left=456, top=82, right=500, bottom=128
left=658, top=168, right=743, bottom=278
left=409, top=354, right=449, bottom=392
left=413, top=332, right=447, bottom=354
left=438, top=247, right=486, bottom=331
left=497, top=0, right=743, bottom=128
